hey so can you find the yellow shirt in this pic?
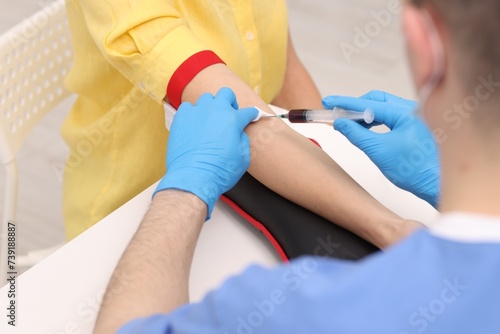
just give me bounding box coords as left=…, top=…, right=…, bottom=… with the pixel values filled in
left=63, top=0, right=288, bottom=240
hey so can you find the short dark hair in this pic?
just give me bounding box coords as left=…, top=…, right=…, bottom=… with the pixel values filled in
left=412, top=0, right=500, bottom=94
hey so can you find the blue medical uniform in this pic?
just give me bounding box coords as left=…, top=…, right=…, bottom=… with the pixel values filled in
left=118, top=214, right=500, bottom=334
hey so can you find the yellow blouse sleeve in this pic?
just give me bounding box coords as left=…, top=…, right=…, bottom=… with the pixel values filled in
left=77, top=0, right=214, bottom=103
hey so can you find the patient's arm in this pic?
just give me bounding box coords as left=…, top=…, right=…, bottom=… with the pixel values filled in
left=181, top=47, right=420, bottom=249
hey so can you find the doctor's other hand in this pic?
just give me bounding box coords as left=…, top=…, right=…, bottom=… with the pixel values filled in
left=323, top=90, right=440, bottom=208
left=154, top=87, right=258, bottom=218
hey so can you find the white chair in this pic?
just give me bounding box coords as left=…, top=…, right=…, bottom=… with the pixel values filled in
left=0, top=0, right=73, bottom=275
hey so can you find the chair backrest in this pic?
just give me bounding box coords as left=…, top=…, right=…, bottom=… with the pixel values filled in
left=0, top=0, right=73, bottom=165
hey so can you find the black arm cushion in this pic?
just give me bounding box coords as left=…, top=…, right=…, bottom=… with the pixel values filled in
left=222, top=172, right=379, bottom=262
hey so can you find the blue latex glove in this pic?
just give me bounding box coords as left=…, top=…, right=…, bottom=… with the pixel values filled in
left=154, top=87, right=258, bottom=218
left=322, top=90, right=440, bottom=208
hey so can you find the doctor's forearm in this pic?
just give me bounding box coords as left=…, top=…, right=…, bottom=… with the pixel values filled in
left=94, top=190, right=206, bottom=334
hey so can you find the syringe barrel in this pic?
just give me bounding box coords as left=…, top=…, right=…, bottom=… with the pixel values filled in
left=287, top=108, right=373, bottom=124
left=287, top=109, right=337, bottom=123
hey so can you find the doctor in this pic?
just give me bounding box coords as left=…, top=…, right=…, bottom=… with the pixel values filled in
left=94, top=0, right=500, bottom=332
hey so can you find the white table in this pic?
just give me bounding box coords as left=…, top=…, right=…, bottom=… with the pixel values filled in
left=0, top=113, right=439, bottom=334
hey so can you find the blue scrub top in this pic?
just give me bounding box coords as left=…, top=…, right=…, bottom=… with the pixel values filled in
left=118, top=226, right=500, bottom=333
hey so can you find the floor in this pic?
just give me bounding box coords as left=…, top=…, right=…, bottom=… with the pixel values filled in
left=0, top=0, right=414, bottom=270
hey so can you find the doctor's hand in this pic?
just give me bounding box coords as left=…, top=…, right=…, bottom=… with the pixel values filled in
left=154, top=87, right=258, bottom=218
left=323, top=90, right=440, bottom=208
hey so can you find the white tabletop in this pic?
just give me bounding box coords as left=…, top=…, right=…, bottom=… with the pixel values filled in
left=0, top=107, right=439, bottom=333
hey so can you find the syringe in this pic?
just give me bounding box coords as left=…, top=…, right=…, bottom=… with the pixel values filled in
left=278, top=108, right=375, bottom=124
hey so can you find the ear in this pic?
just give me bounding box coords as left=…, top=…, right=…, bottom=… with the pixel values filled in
left=403, top=5, right=435, bottom=91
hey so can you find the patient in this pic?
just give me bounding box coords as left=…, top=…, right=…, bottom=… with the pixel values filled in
left=63, top=0, right=413, bottom=247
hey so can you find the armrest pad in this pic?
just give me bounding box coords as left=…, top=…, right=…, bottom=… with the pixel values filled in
left=223, top=172, right=379, bottom=262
